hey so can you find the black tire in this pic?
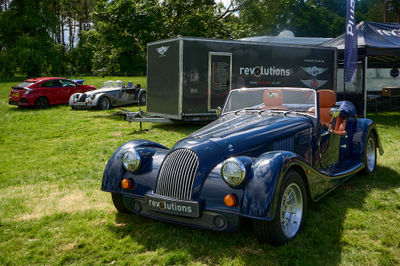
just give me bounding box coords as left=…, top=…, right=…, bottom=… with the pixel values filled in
left=362, top=131, right=377, bottom=175
left=111, top=193, right=131, bottom=213
left=99, top=97, right=111, bottom=110
left=253, top=170, right=307, bottom=245
left=139, top=92, right=146, bottom=106
left=35, top=97, right=49, bottom=109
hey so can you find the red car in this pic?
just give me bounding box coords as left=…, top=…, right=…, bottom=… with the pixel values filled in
left=8, top=77, right=96, bottom=108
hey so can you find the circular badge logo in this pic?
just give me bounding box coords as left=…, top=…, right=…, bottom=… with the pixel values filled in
left=311, top=66, right=319, bottom=77
left=390, top=68, right=399, bottom=78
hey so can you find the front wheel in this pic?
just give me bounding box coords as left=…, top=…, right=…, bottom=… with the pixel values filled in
left=253, top=170, right=307, bottom=245
left=99, top=97, right=111, bottom=110
left=111, top=193, right=131, bottom=213
left=362, top=131, right=377, bottom=175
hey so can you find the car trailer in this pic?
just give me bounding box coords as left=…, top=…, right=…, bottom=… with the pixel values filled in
left=117, top=36, right=337, bottom=128
left=113, top=108, right=174, bottom=133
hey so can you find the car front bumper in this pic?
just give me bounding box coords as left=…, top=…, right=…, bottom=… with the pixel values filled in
left=70, top=101, right=96, bottom=109
left=120, top=193, right=240, bottom=232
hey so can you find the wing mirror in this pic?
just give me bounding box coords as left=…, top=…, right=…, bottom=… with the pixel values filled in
left=325, top=108, right=341, bottom=133
left=216, top=107, right=222, bottom=117
left=330, top=108, right=340, bottom=119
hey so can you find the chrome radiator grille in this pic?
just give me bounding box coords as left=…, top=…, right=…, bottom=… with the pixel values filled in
left=78, top=94, right=87, bottom=102
left=155, top=149, right=199, bottom=200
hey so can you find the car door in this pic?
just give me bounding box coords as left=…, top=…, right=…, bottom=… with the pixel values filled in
left=120, top=87, right=136, bottom=104
left=317, top=125, right=341, bottom=169
left=40, top=80, right=64, bottom=104
left=58, top=79, right=77, bottom=103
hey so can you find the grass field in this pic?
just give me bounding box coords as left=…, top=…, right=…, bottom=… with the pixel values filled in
left=0, top=77, right=399, bottom=265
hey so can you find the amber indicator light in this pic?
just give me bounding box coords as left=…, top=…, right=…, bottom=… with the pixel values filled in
left=121, top=179, right=131, bottom=189
left=224, top=194, right=237, bottom=207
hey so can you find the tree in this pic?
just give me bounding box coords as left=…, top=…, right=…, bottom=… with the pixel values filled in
left=0, top=0, right=63, bottom=77
left=236, top=0, right=400, bottom=38
left=87, top=0, right=246, bottom=76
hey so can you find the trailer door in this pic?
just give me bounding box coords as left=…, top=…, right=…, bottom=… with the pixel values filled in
left=208, top=52, right=232, bottom=111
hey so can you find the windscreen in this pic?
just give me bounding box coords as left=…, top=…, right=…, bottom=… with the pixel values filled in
left=101, top=81, right=122, bottom=88
left=223, top=88, right=316, bottom=117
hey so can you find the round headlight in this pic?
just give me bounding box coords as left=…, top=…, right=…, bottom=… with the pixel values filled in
left=73, top=94, right=79, bottom=99
left=221, top=158, right=246, bottom=187
left=89, top=94, right=95, bottom=100
left=122, top=149, right=141, bottom=172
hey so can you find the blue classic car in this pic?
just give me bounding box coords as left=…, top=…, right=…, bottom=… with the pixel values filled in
left=102, top=87, right=383, bottom=245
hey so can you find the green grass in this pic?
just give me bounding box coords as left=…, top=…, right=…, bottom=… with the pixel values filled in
left=0, top=77, right=399, bottom=265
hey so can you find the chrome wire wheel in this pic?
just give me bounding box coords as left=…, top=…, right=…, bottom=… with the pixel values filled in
left=280, top=183, right=303, bottom=238
left=367, top=137, right=376, bottom=172
left=99, top=97, right=110, bottom=110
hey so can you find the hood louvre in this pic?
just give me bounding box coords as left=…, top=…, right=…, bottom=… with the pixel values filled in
left=273, top=137, right=294, bottom=152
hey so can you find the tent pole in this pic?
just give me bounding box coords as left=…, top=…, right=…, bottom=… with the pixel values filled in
left=343, top=78, right=346, bottom=100
left=363, top=56, right=368, bottom=118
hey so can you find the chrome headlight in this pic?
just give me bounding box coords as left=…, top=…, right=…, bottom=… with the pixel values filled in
left=221, top=158, right=246, bottom=187
left=122, top=149, right=141, bottom=172
left=73, top=94, right=79, bottom=99
left=89, top=94, right=95, bottom=100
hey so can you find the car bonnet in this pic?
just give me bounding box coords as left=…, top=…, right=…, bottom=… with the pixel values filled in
left=187, top=112, right=313, bottom=157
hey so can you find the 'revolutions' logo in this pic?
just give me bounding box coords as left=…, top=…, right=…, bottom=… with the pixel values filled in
left=240, top=66, right=291, bottom=77
left=156, top=46, right=169, bottom=57
left=148, top=199, right=193, bottom=213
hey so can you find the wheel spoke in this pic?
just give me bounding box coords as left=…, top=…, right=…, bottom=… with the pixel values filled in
left=280, top=182, right=303, bottom=238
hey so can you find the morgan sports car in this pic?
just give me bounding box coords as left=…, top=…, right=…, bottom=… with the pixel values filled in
left=69, top=80, right=146, bottom=110
left=102, top=87, right=383, bottom=245
left=8, top=77, right=96, bottom=108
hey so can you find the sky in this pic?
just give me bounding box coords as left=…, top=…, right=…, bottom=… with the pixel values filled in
left=218, top=0, right=231, bottom=8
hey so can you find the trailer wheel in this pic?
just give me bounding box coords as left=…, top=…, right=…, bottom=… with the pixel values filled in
left=139, top=92, right=146, bottom=106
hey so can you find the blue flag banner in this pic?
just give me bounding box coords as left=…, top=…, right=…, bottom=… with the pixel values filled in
left=344, top=0, right=358, bottom=82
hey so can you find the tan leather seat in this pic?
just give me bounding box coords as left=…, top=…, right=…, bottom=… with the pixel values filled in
left=318, top=90, right=336, bottom=127
left=262, top=89, right=287, bottom=110
left=318, top=89, right=347, bottom=135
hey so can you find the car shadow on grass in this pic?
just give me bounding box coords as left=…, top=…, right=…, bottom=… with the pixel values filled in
left=7, top=104, right=67, bottom=112
left=106, top=165, right=400, bottom=265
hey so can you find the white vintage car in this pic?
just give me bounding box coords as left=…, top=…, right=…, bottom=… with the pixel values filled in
left=69, top=80, right=146, bottom=110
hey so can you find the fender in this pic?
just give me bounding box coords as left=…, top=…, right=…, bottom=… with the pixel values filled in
left=102, top=140, right=168, bottom=193
left=348, top=119, right=384, bottom=161
left=365, top=121, right=384, bottom=155
left=68, top=93, right=82, bottom=105
left=241, top=151, right=305, bottom=221
left=93, top=93, right=108, bottom=106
